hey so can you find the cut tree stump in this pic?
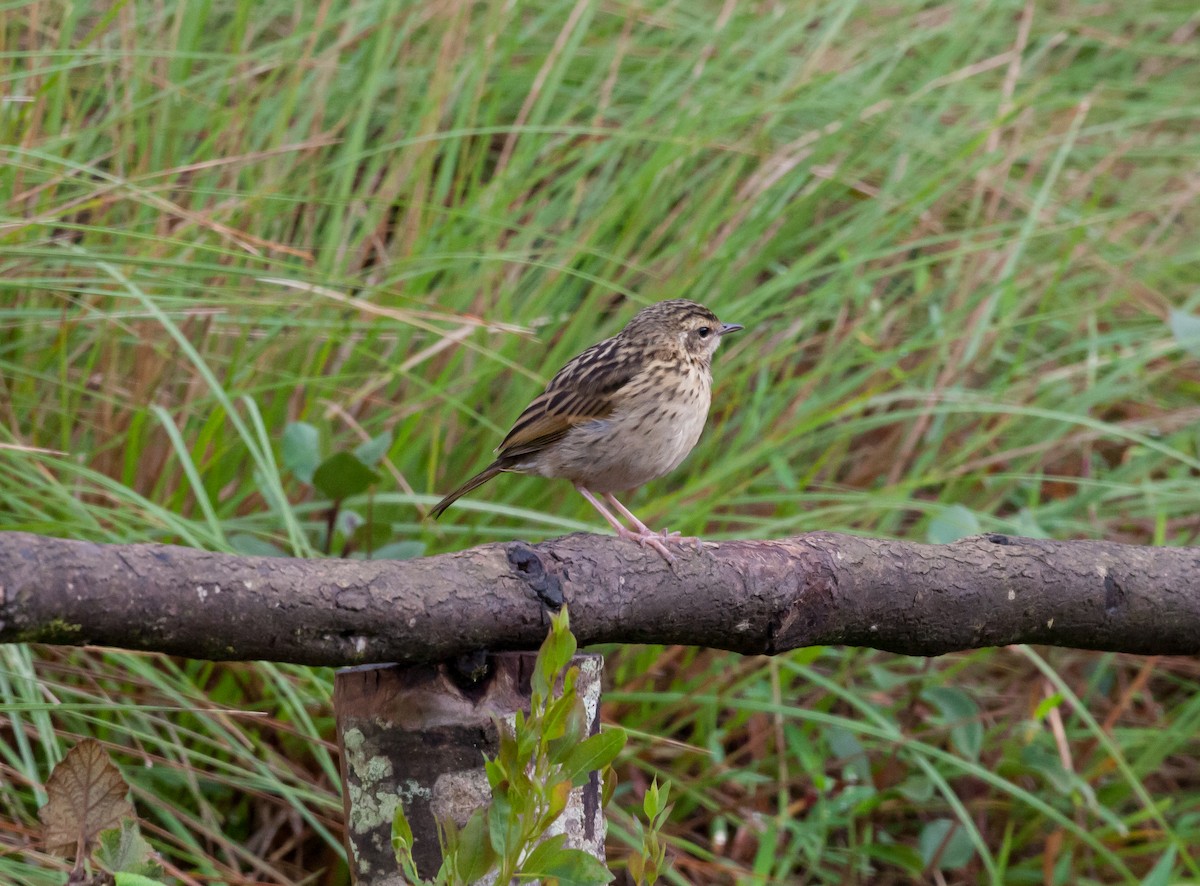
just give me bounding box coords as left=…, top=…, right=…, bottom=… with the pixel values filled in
left=335, top=652, right=606, bottom=884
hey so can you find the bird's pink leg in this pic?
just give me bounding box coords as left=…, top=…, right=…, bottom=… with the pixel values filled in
left=604, top=492, right=704, bottom=552
left=576, top=486, right=675, bottom=561
left=601, top=493, right=668, bottom=535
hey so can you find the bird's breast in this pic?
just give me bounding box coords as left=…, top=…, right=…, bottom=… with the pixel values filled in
left=526, top=362, right=713, bottom=492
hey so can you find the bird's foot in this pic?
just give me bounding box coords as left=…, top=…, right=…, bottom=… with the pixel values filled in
left=616, top=526, right=704, bottom=560
left=616, top=526, right=676, bottom=562
left=577, top=488, right=705, bottom=560
left=655, top=528, right=703, bottom=551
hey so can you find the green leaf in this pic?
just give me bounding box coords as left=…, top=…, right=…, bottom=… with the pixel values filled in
left=436, top=814, right=460, bottom=864
left=926, top=504, right=981, bottom=544
left=825, top=725, right=871, bottom=784
left=917, top=819, right=975, bottom=870
left=355, top=430, right=393, bottom=466
left=1018, top=744, right=1075, bottom=794
left=95, top=821, right=162, bottom=878
left=487, top=787, right=518, bottom=860
left=643, top=778, right=661, bottom=820
left=312, top=451, right=379, bottom=500
left=1032, top=692, right=1064, bottom=721
left=516, top=831, right=568, bottom=877
left=281, top=421, right=321, bottom=483
left=517, top=845, right=613, bottom=885
left=369, top=540, right=426, bottom=560
left=514, top=726, right=539, bottom=775
left=601, top=768, right=618, bottom=808
left=626, top=853, right=645, bottom=884
left=951, top=719, right=984, bottom=763
left=560, top=728, right=626, bottom=788
left=646, top=780, right=672, bottom=828
left=1169, top=309, right=1200, bottom=358
left=862, top=842, right=926, bottom=874
left=543, top=779, right=572, bottom=824
left=541, top=693, right=575, bottom=745
left=1140, top=845, right=1177, bottom=886
left=393, top=804, right=425, bottom=884
left=392, top=803, right=414, bottom=853
left=494, top=719, right=525, bottom=779
left=922, top=686, right=983, bottom=761
left=114, top=874, right=172, bottom=886
left=894, top=775, right=934, bottom=803
left=548, top=697, right=588, bottom=762
left=533, top=608, right=576, bottom=705
left=455, top=810, right=496, bottom=882
left=484, top=755, right=507, bottom=790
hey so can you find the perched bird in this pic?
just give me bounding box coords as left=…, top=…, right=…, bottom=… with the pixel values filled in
left=430, top=299, right=742, bottom=560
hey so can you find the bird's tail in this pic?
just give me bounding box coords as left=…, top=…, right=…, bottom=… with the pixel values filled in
left=429, top=462, right=504, bottom=519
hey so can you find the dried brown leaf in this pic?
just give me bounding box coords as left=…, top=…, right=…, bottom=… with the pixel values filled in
left=40, top=739, right=134, bottom=857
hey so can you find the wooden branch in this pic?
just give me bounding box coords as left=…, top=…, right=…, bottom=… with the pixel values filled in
left=2, top=530, right=1198, bottom=665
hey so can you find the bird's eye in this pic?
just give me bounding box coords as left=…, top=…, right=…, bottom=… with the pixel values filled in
left=697, top=326, right=711, bottom=338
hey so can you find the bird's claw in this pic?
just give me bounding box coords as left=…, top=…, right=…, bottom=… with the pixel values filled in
left=658, top=528, right=703, bottom=551
left=658, top=530, right=701, bottom=550
left=616, top=526, right=677, bottom=562
left=641, top=534, right=677, bottom=562
left=617, top=526, right=705, bottom=562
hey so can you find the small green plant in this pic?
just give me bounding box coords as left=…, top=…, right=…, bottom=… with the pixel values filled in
left=278, top=421, right=424, bottom=559
left=626, top=779, right=673, bottom=886
left=392, top=607, right=673, bottom=885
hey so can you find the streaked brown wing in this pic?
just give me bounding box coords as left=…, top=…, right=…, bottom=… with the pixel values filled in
left=496, top=335, right=636, bottom=460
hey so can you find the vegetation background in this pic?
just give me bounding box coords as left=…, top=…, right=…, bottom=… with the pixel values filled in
left=3, top=0, right=1200, bottom=882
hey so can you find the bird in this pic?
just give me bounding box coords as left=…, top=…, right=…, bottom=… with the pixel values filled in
left=430, top=299, right=742, bottom=560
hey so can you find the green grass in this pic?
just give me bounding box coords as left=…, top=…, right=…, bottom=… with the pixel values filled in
left=3, top=0, right=1200, bottom=882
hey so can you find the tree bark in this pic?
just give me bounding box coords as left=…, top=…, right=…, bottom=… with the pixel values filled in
left=335, top=653, right=605, bottom=883
left=1, top=530, right=1198, bottom=665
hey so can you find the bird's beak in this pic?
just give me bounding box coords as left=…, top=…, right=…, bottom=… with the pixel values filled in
left=719, top=323, right=743, bottom=335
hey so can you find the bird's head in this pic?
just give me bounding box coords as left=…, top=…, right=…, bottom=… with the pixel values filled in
left=623, top=299, right=743, bottom=363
